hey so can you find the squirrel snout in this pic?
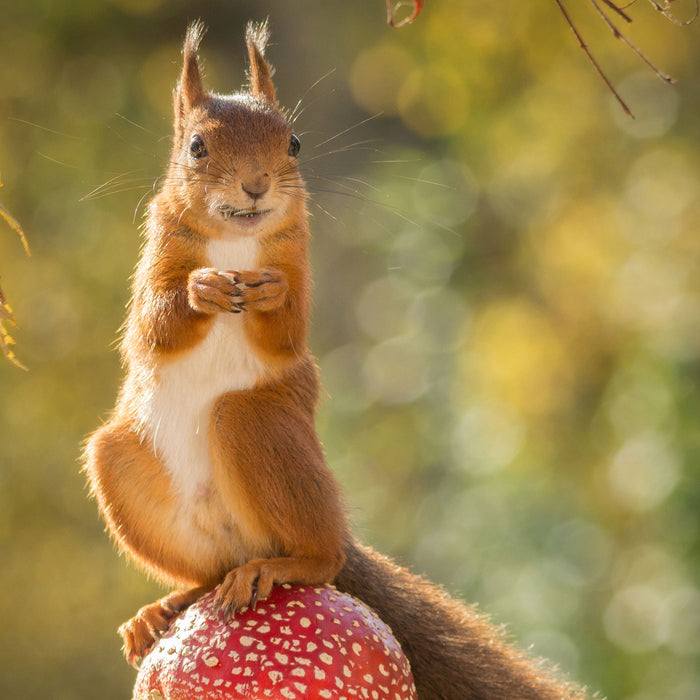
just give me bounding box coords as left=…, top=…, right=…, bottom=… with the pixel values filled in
left=241, top=174, right=270, bottom=201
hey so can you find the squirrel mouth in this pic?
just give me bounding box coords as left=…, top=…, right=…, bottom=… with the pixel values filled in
left=218, top=205, right=270, bottom=221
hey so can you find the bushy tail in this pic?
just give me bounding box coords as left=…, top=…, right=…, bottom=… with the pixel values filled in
left=335, top=540, right=590, bottom=700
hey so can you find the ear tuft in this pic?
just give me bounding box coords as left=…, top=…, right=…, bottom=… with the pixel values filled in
left=176, top=20, right=207, bottom=115
left=184, top=19, right=206, bottom=60
left=245, top=19, right=270, bottom=57
left=246, top=19, right=276, bottom=105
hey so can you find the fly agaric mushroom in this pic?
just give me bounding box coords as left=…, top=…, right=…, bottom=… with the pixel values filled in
left=132, top=584, right=417, bottom=700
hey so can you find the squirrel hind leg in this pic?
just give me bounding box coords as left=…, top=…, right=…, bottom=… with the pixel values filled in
left=207, top=382, right=349, bottom=600
left=119, top=586, right=211, bottom=667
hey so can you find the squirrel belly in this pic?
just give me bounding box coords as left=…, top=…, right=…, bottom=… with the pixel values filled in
left=136, top=235, right=267, bottom=505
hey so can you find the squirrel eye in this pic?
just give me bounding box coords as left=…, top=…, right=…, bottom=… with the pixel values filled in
left=288, top=133, right=301, bottom=158
left=189, top=135, right=207, bottom=159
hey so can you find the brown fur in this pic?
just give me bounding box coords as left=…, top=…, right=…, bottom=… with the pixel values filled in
left=84, top=21, right=594, bottom=699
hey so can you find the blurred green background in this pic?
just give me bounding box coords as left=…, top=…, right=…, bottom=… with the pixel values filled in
left=1, top=1, right=699, bottom=698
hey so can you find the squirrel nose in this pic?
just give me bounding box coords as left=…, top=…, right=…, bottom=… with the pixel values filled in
left=241, top=174, right=270, bottom=201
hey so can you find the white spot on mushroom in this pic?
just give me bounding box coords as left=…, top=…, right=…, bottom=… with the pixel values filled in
left=275, top=652, right=289, bottom=665
left=319, top=652, right=333, bottom=665
left=268, top=670, right=283, bottom=684
left=314, top=667, right=326, bottom=680
left=239, top=636, right=255, bottom=647
left=306, top=642, right=317, bottom=652
left=203, top=655, right=219, bottom=667
left=299, top=617, right=312, bottom=628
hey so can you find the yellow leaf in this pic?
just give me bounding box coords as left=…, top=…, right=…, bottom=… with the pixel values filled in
left=0, top=302, right=15, bottom=322
left=0, top=201, right=30, bottom=256
left=0, top=322, right=27, bottom=371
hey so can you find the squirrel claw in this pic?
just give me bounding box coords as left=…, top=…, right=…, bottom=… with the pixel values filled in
left=243, top=275, right=270, bottom=288
left=218, top=271, right=240, bottom=284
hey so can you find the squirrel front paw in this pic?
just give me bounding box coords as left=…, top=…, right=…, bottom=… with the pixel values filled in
left=187, top=267, right=246, bottom=315
left=187, top=267, right=287, bottom=315
left=232, top=267, right=288, bottom=312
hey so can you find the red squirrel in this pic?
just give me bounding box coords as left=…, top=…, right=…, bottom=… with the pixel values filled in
left=84, top=22, right=592, bottom=700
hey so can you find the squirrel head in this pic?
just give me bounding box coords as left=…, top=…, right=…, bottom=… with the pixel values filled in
left=164, top=20, right=305, bottom=239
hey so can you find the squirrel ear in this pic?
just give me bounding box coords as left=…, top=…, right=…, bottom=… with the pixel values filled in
left=246, top=20, right=276, bottom=105
left=175, top=20, right=207, bottom=119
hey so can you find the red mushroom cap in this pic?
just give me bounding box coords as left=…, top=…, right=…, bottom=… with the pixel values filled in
left=132, top=584, right=417, bottom=700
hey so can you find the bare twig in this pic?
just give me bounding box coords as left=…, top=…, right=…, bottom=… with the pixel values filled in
left=553, top=0, right=635, bottom=115
left=647, top=0, right=699, bottom=26
left=554, top=0, right=698, bottom=115
left=589, top=0, right=675, bottom=83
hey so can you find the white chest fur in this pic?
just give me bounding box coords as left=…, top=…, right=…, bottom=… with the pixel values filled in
left=141, top=235, right=267, bottom=502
